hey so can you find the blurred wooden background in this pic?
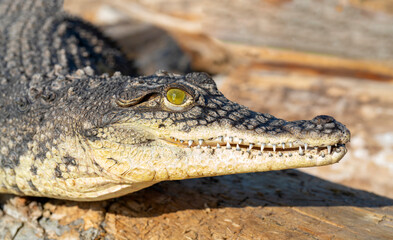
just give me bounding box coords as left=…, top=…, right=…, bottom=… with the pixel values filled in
left=1, top=0, right=393, bottom=239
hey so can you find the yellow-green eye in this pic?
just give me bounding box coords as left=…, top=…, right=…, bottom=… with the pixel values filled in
left=167, top=88, right=186, bottom=105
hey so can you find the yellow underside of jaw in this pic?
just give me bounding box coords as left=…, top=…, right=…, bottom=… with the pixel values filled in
left=147, top=142, right=347, bottom=182
left=25, top=132, right=345, bottom=201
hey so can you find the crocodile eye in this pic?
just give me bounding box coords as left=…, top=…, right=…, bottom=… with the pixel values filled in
left=166, top=88, right=186, bottom=105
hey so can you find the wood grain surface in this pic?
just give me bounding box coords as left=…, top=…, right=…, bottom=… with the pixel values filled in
left=1, top=0, right=392, bottom=239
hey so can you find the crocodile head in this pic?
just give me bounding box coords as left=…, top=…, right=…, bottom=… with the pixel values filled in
left=51, top=71, right=350, bottom=200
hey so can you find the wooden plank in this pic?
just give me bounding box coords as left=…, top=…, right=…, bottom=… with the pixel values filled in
left=0, top=1, right=383, bottom=239
left=1, top=170, right=393, bottom=239
left=70, top=0, right=393, bottom=79
left=98, top=0, right=393, bottom=61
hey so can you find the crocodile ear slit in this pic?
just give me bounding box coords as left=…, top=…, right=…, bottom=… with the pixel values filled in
left=115, top=97, right=141, bottom=107
left=116, top=91, right=159, bottom=107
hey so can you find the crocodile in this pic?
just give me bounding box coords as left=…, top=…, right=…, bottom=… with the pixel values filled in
left=0, top=0, right=350, bottom=201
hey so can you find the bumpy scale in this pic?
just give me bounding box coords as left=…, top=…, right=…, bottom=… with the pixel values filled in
left=0, top=0, right=350, bottom=201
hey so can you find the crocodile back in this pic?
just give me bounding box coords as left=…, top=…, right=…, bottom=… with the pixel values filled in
left=0, top=0, right=135, bottom=83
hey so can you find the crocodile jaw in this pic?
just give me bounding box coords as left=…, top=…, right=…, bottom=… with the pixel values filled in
left=128, top=141, right=347, bottom=182
left=88, top=126, right=348, bottom=184
left=47, top=143, right=346, bottom=201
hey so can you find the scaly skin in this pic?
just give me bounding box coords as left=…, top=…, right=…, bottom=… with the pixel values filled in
left=0, top=0, right=350, bottom=201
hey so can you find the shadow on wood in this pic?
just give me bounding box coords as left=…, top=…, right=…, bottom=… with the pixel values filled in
left=2, top=169, right=392, bottom=239
left=105, top=169, right=393, bottom=217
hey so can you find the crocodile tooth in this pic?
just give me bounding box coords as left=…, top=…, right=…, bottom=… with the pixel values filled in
left=289, top=142, right=293, bottom=147
left=198, top=139, right=204, bottom=146
left=336, top=148, right=341, bottom=153
left=261, top=143, right=265, bottom=151
left=188, top=140, right=193, bottom=147
left=236, top=144, right=241, bottom=151
left=229, top=136, right=234, bottom=142
left=238, top=138, right=243, bottom=144
left=272, top=144, right=276, bottom=152
left=327, top=145, right=332, bottom=154
left=180, top=140, right=184, bottom=143
left=174, top=138, right=178, bottom=142
left=248, top=143, right=254, bottom=151
left=321, top=152, right=325, bottom=158
left=278, top=152, right=283, bottom=157
left=299, top=146, right=304, bottom=155
left=216, top=143, right=221, bottom=149
left=289, top=153, right=293, bottom=157
left=226, top=142, right=231, bottom=149
left=217, top=136, right=223, bottom=142
left=281, top=143, right=285, bottom=149
left=304, top=143, right=308, bottom=151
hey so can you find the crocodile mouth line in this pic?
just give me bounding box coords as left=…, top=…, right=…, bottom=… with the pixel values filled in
left=164, top=136, right=346, bottom=158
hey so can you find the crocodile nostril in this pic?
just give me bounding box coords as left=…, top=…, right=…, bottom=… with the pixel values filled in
left=312, top=115, right=335, bottom=124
